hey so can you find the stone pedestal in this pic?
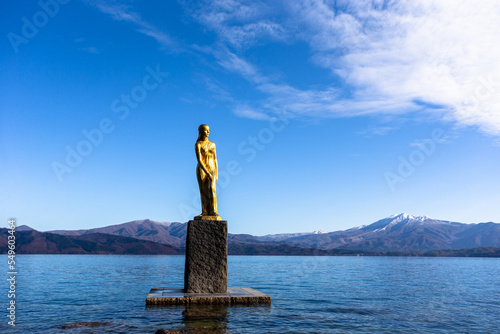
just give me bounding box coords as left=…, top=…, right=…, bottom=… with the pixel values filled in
left=184, top=219, right=228, bottom=293
left=146, top=287, right=271, bottom=305
left=146, top=218, right=271, bottom=305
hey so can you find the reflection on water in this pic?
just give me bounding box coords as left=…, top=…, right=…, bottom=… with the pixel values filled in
left=182, top=304, right=228, bottom=332
left=153, top=304, right=273, bottom=333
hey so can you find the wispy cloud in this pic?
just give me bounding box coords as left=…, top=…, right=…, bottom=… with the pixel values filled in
left=186, top=0, right=500, bottom=137
left=185, top=0, right=289, bottom=49
left=90, top=0, right=500, bottom=136
left=288, top=0, right=500, bottom=135
left=80, top=46, right=99, bottom=54
left=185, top=0, right=422, bottom=122
left=74, top=37, right=99, bottom=54
left=213, top=47, right=266, bottom=83
left=194, top=73, right=234, bottom=102
left=91, top=1, right=175, bottom=49
left=209, top=48, right=420, bottom=120
left=357, top=126, right=396, bottom=137
left=233, top=105, right=273, bottom=120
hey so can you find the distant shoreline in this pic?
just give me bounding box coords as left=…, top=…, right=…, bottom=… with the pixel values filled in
left=2, top=249, right=499, bottom=258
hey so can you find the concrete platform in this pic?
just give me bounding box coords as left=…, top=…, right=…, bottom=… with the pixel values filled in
left=146, top=287, right=271, bottom=306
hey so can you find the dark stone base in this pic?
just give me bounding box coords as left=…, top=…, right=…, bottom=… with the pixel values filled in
left=146, top=287, right=271, bottom=306
left=184, top=220, right=228, bottom=293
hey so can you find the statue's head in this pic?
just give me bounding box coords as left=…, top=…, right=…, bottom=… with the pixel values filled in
left=198, top=124, right=210, bottom=140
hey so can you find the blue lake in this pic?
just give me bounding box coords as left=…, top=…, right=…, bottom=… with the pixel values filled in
left=2, top=255, right=499, bottom=333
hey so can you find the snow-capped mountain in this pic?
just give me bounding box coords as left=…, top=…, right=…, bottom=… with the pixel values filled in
left=257, top=230, right=328, bottom=242
left=281, top=214, right=500, bottom=252
left=360, top=213, right=461, bottom=233
left=43, top=214, right=500, bottom=253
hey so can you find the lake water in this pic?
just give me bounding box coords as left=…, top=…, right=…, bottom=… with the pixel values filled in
left=2, top=255, right=499, bottom=333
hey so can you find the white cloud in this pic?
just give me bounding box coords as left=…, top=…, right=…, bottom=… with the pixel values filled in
left=233, top=106, right=272, bottom=120
left=222, top=21, right=286, bottom=48
left=214, top=47, right=265, bottom=83
left=188, top=0, right=500, bottom=136
left=289, top=0, right=500, bottom=135
left=91, top=0, right=500, bottom=136
left=209, top=47, right=421, bottom=118
left=187, top=0, right=288, bottom=48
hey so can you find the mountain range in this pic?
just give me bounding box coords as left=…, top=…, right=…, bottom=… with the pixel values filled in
left=2, top=213, right=499, bottom=255
left=278, top=213, right=500, bottom=252
left=49, top=219, right=187, bottom=247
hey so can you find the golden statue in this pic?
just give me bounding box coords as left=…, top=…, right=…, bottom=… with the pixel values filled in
left=194, top=124, right=221, bottom=220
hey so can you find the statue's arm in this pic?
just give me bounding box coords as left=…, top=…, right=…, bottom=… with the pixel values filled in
left=195, top=142, right=212, bottom=179
left=213, top=143, right=218, bottom=182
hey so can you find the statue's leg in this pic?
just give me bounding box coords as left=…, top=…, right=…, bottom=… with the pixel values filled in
left=197, top=169, right=208, bottom=215
left=206, top=183, right=217, bottom=216
left=211, top=185, right=218, bottom=215
left=201, top=181, right=210, bottom=215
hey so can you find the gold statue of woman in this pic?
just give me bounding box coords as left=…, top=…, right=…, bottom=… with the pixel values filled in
left=194, top=124, right=221, bottom=220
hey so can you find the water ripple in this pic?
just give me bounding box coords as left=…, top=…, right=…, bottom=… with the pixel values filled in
left=2, top=255, right=499, bottom=333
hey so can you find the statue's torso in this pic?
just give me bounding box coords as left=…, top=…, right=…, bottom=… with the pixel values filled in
left=198, top=140, right=216, bottom=173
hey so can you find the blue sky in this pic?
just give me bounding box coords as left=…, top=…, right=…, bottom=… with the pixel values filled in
left=2, top=0, right=500, bottom=235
